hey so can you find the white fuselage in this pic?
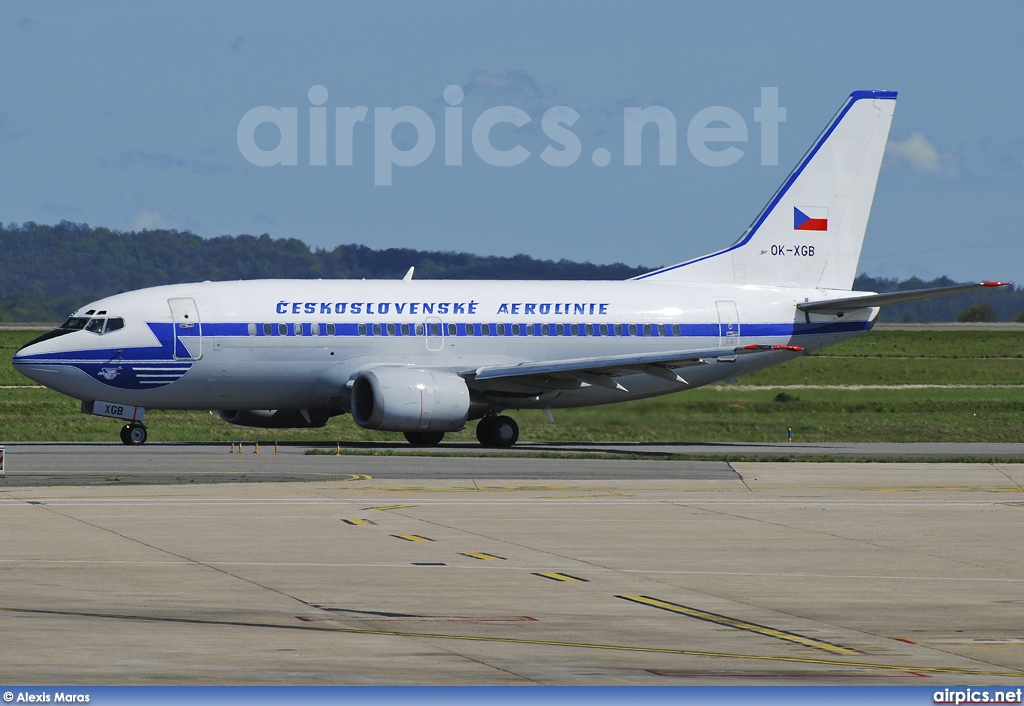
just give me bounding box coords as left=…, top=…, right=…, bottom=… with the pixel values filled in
left=13, top=278, right=875, bottom=412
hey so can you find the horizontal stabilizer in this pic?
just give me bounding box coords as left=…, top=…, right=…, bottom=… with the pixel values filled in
left=798, top=281, right=1011, bottom=315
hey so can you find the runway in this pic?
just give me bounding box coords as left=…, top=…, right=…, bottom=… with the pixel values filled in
left=2, top=440, right=1023, bottom=488
left=1, top=445, right=1024, bottom=685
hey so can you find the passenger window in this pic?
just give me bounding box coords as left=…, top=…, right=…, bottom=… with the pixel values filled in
left=278, top=323, right=287, bottom=336
left=628, top=324, right=637, bottom=336
left=512, top=323, right=520, bottom=336
left=372, top=323, right=381, bottom=335
left=311, top=323, right=320, bottom=336
left=247, top=323, right=257, bottom=336
left=358, top=323, right=367, bottom=336
left=672, top=324, right=680, bottom=336
left=526, top=324, right=534, bottom=336
left=326, top=323, right=336, bottom=336
left=614, top=324, right=622, bottom=336
left=401, top=323, right=410, bottom=336
left=263, top=323, right=272, bottom=336
left=570, top=324, right=578, bottom=336
left=643, top=324, right=652, bottom=336
left=387, top=323, right=397, bottom=336
left=105, top=318, right=125, bottom=334
left=447, top=323, right=457, bottom=336
left=481, top=324, right=490, bottom=336
left=599, top=323, right=607, bottom=336
left=555, top=324, right=564, bottom=336
left=496, top=324, right=505, bottom=336
left=658, top=324, right=666, bottom=336
left=295, top=323, right=304, bottom=336
left=541, top=324, right=550, bottom=336
left=466, top=324, right=475, bottom=336
left=85, top=318, right=105, bottom=334
left=415, top=323, right=424, bottom=336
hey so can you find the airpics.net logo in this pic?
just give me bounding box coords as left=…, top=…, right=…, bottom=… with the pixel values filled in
left=236, top=85, right=787, bottom=186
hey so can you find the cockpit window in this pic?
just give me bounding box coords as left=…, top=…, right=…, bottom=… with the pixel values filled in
left=60, top=315, right=125, bottom=335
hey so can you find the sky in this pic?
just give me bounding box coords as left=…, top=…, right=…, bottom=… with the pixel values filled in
left=1, top=1, right=1023, bottom=282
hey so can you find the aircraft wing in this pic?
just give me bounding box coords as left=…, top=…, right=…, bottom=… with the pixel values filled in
left=798, top=281, right=1011, bottom=315
left=467, top=344, right=803, bottom=390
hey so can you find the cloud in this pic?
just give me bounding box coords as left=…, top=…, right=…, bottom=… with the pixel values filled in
left=106, top=150, right=238, bottom=175
left=131, top=210, right=172, bottom=231
left=460, top=69, right=559, bottom=120
left=886, top=131, right=956, bottom=176
left=956, top=136, right=1024, bottom=179
left=464, top=69, right=543, bottom=100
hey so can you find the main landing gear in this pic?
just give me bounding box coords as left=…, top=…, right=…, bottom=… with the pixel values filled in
left=401, top=415, right=521, bottom=448
left=119, top=422, right=148, bottom=446
left=476, top=415, right=519, bottom=448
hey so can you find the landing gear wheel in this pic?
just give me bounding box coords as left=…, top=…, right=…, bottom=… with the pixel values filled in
left=476, top=415, right=519, bottom=448
left=404, top=431, right=445, bottom=446
left=120, top=422, right=148, bottom=446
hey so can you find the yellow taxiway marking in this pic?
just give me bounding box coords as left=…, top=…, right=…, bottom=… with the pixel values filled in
left=534, top=572, right=588, bottom=582
left=367, top=504, right=416, bottom=511
left=392, top=534, right=434, bottom=542
left=619, top=595, right=860, bottom=656
left=460, top=552, right=506, bottom=561
left=2, top=606, right=1019, bottom=678
left=344, top=474, right=372, bottom=481
left=341, top=519, right=375, bottom=526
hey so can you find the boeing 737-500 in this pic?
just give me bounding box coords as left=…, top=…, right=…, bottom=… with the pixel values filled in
left=12, top=90, right=1009, bottom=447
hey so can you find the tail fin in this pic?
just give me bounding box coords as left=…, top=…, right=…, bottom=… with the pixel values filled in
left=634, top=90, right=897, bottom=290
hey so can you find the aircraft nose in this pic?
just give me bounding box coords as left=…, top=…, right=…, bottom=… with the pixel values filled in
left=12, top=331, right=67, bottom=386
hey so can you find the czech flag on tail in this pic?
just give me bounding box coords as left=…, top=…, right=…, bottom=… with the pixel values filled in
left=794, top=207, right=828, bottom=231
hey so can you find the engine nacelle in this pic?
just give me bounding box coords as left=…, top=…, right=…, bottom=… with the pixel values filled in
left=351, top=368, right=470, bottom=432
left=219, top=408, right=332, bottom=429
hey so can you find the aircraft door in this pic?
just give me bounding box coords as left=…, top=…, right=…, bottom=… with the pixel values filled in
left=716, top=301, right=740, bottom=348
left=424, top=316, right=444, bottom=352
left=168, top=297, right=202, bottom=360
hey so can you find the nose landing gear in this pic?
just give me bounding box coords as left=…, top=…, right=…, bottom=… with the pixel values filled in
left=120, top=422, right=148, bottom=446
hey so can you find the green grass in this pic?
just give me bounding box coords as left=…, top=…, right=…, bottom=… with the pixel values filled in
left=2, top=328, right=1023, bottom=444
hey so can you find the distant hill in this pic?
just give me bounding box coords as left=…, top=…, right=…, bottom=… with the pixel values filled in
left=0, top=221, right=1019, bottom=323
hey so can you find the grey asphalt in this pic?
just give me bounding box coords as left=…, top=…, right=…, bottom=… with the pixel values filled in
left=0, top=442, right=1022, bottom=488
left=2, top=446, right=1024, bottom=685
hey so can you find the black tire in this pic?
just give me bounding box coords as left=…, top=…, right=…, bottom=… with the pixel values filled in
left=475, top=416, right=495, bottom=445
left=120, top=423, right=147, bottom=446
left=404, top=430, right=445, bottom=446
left=477, top=415, right=519, bottom=448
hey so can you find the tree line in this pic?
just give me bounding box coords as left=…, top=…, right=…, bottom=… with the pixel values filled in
left=0, top=220, right=1018, bottom=323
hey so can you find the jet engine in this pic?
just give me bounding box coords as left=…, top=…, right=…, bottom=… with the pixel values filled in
left=351, top=368, right=470, bottom=432
left=219, top=408, right=332, bottom=429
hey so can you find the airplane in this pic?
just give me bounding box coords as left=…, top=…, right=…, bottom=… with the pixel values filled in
left=12, top=90, right=1009, bottom=448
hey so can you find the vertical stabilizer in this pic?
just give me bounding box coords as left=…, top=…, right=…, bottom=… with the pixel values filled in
left=635, top=91, right=897, bottom=290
